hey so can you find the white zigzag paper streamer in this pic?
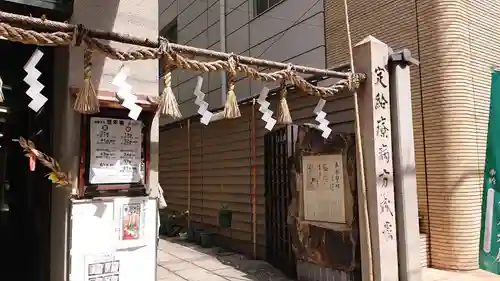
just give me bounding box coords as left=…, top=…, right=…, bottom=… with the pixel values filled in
left=313, top=99, right=332, bottom=139
left=112, top=66, right=142, bottom=120
left=256, top=87, right=276, bottom=131
left=193, top=76, right=213, bottom=125
left=23, top=49, right=47, bottom=112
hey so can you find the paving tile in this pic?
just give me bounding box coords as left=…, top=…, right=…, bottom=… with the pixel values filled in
left=176, top=268, right=228, bottom=281
left=213, top=268, right=257, bottom=281
left=158, top=239, right=182, bottom=252
left=172, top=249, right=211, bottom=261
left=156, top=238, right=294, bottom=281
left=192, top=257, right=231, bottom=271
left=161, top=260, right=199, bottom=272
left=157, top=266, right=178, bottom=280
left=158, top=251, right=182, bottom=263
left=158, top=270, right=187, bottom=281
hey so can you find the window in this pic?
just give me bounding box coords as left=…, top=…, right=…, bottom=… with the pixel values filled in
left=255, top=0, right=282, bottom=16
left=163, top=22, right=177, bottom=44
left=159, top=19, right=177, bottom=77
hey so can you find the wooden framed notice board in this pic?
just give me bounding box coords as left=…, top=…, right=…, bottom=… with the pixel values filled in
left=78, top=107, right=155, bottom=198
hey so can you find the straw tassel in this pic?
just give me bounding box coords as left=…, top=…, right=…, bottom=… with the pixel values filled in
left=73, top=48, right=99, bottom=114
left=223, top=57, right=241, bottom=119
left=156, top=63, right=182, bottom=119
left=277, top=81, right=292, bottom=124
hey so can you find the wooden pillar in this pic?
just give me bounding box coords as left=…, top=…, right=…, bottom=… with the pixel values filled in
left=353, top=36, right=399, bottom=281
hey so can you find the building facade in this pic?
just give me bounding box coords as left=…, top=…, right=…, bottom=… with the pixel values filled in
left=159, top=0, right=500, bottom=274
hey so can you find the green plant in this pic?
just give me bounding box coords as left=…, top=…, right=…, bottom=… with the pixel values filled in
left=199, top=232, right=213, bottom=248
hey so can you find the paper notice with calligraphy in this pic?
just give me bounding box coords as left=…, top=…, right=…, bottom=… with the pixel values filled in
left=302, top=154, right=346, bottom=224
left=89, top=117, right=143, bottom=184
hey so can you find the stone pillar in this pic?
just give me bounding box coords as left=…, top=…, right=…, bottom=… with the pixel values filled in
left=353, top=36, right=398, bottom=281
left=389, top=51, right=421, bottom=281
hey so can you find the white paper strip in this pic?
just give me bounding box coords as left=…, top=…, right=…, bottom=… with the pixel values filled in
left=23, top=49, right=47, bottom=112
left=256, top=87, right=276, bottom=131
left=313, top=98, right=332, bottom=138
left=112, top=66, right=142, bottom=120
left=193, top=76, right=213, bottom=125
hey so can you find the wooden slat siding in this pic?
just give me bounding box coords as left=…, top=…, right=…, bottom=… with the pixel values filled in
left=159, top=125, right=189, bottom=214
left=200, top=110, right=252, bottom=247
left=325, top=0, right=500, bottom=271
left=273, top=90, right=355, bottom=133
left=190, top=122, right=204, bottom=225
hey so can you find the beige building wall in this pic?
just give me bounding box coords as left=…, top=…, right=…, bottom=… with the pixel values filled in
left=325, top=0, right=500, bottom=271
left=50, top=1, right=159, bottom=281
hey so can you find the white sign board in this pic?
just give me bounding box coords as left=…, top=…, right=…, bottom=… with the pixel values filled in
left=302, top=154, right=346, bottom=223
left=89, top=117, right=142, bottom=184
left=69, top=197, right=158, bottom=281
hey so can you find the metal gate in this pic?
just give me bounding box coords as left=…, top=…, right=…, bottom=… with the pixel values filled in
left=264, top=125, right=297, bottom=279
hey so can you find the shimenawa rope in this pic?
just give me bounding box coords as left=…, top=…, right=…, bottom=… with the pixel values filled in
left=0, top=20, right=361, bottom=101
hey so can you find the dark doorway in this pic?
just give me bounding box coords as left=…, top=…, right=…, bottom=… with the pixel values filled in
left=0, top=40, right=54, bottom=281
left=264, top=125, right=297, bottom=279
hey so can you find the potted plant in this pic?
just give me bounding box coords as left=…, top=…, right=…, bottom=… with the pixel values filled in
left=194, top=228, right=203, bottom=244
left=218, top=203, right=232, bottom=228
left=198, top=231, right=213, bottom=248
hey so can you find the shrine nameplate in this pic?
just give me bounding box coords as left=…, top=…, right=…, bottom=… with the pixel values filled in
left=89, top=117, right=143, bottom=185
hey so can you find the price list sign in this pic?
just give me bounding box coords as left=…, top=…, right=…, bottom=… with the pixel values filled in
left=89, top=117, right=142, bottom=184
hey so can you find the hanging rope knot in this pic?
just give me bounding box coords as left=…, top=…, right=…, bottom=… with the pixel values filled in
left=282, top=63, right=296, bottom=83
left=73, top=44, right=100, bottom=114
left=276, top=63, right=294, bottom=125
left=158, top=36, right=173, bottom=55
left=347, top=72, right=362, bottom=91
left=153, top=37, right=182, bottom=119
left=223, top=53, right=241, bottom=119
left=227, top=54, right=239, bottom=74
left=73, top=24, right=88, bottom=47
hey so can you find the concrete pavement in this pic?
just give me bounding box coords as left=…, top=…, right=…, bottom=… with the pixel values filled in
left=157, top=237, right=499, bottom=281
left=157, top=237, right=293, bottom=281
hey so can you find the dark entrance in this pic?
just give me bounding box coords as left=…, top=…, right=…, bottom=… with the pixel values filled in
left=264, top=125, right=297, bottom=279
left=0, top=40, right=54, bottom=281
